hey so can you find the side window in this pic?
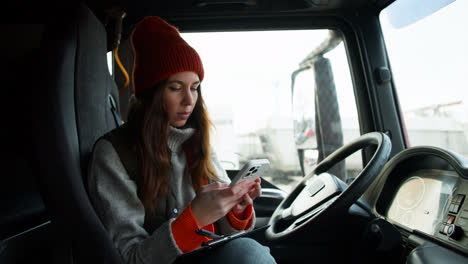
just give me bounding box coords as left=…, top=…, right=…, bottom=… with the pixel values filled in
left=183, top=30, right=360, bottom=192
left=292, top=31, right=361, bottom=184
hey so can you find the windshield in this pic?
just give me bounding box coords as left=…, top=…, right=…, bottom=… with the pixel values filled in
left=380, top=0, right=468, bottom=157
left=182, top=30, right=359, bottom=192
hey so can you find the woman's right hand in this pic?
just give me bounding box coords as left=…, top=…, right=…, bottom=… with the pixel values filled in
left=190, top=180, right=255, bottom=227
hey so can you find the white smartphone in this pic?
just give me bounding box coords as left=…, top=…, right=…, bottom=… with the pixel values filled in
left=229, top=159, right=270, bottom=187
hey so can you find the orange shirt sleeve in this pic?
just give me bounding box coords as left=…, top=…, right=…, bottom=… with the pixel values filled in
left=226, top=204, right=254, bottom=230
left=171, top=203, right=215, bottom=253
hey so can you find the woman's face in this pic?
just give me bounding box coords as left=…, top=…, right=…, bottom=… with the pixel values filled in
left=163, top=71, right=200, bottom=127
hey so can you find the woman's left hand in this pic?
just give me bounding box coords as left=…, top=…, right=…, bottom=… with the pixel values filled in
left=232, top=178, right=262, bottom=213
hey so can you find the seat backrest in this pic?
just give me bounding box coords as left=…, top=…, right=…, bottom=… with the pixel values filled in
left=32, top=2, right=124, bottom=263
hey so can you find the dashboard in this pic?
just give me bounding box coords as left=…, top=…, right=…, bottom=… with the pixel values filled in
left=373, top=146, right=468, bottom=254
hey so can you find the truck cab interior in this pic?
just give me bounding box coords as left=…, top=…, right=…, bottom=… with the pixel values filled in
left=2, top=0, right=467, bottom=263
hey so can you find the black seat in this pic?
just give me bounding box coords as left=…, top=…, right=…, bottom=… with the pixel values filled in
left=32, top=2, right=124, bottom=263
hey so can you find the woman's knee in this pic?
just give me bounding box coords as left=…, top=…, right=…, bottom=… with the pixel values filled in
left=208, top=238, right=276, bottom=264
left=223, top=237, right=265, bottom=251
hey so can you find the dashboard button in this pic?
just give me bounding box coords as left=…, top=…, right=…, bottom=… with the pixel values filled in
left=447, top=215, right=455, bottom=224
left=443, top=224, right=450, bottom=235
left=440, top=215, right=456, bottom=235
left=443, top=215, right=451, bottom=224
left=439, top=223, right=446, bottom=234
left=449, top=204, right=457, bottom=214
left=447, top=224, right=464, bottom=240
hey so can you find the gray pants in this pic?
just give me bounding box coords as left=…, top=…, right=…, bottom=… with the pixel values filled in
left=174, top=237, right=276, bottom=264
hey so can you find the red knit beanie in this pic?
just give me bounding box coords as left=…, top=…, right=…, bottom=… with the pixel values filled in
left=131, top=16, right=204, bottom=98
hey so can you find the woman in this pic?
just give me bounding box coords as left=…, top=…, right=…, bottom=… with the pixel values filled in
left=87, top=16, right=276, bottom=264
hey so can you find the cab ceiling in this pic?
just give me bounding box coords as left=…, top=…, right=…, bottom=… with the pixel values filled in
left=10, top=0, right=393, bottom=41
left=83, top=0, right=392, bottom=39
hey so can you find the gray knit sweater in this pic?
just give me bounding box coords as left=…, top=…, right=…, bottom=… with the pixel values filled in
left=88, top=126, right=255, bottom=264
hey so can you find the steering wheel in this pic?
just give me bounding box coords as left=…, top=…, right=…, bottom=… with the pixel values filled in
left=265, top=132, right=391, bottom=240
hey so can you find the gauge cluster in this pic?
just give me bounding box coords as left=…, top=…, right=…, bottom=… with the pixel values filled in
left=386, top=170, right=459, bottom=236
left=374, top=147, right=468, bottom=253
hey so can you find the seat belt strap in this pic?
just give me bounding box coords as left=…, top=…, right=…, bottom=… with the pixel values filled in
left=109, top=94, right=122, bottom=127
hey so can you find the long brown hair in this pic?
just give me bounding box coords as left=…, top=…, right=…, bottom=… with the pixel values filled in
left=128, top=79, right=219, bottom=213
